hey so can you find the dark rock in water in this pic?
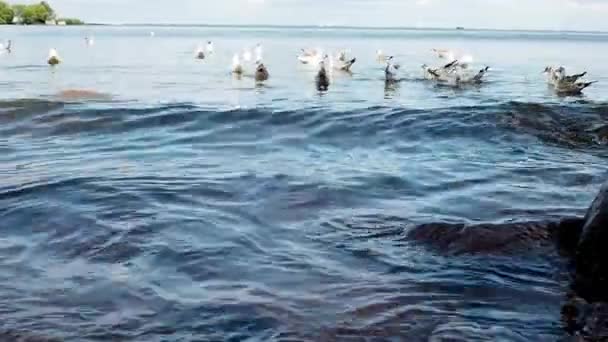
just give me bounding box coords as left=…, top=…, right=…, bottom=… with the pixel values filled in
left=555, top=217, right=586, bottom=255
left=575, top=182, right=608, bottom=302
left=406, top=220, right=581, bottom=256
left=580, top=302, right=608, bottom=340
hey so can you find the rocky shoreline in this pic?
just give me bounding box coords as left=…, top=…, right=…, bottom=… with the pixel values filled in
left=408, top=181, right=608, bottom=341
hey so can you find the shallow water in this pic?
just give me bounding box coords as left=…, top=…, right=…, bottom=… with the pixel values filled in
left=0, top=26, right=607, bottom=341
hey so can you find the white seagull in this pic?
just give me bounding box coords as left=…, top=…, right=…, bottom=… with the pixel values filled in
left=385, top=56, right=400, bottom=83
left=544, top=66, right=595, bottom=95
left=48, top=48, right=61, bottom=66
left=232, top=53, right=244, bottom=75
left=195, top=45, right=205, bottom=59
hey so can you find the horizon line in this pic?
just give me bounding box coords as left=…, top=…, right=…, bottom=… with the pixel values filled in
left=81, top=23, right=608, bottom=35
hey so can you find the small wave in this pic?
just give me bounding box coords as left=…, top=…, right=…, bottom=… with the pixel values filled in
left=1, top=99, right=607, bottom=150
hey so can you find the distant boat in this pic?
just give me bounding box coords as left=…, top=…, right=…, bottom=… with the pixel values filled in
left=456, top=26, right=465, bottom=30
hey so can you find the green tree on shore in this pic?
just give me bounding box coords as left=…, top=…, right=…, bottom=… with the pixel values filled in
left=0, top=1, right=83, bottom=25
left=11, top=3, right=25, bottom=17
left=21, top=2, right=54, bottom=24
left=0, top=1, right=14, bottom=24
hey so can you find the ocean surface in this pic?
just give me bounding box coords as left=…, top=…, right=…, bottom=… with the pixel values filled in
left=1, top=25, right=608, bottom=341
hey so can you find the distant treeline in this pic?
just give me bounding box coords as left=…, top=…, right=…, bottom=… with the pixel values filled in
left=0, top=1, right=84, bottom=25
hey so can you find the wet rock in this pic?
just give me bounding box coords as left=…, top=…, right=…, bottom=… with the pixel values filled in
left=407, top=221, right=558, bottom=256
left=580, top=302, right=608, bottom=341
left=575, top=182, right=608, bottom=302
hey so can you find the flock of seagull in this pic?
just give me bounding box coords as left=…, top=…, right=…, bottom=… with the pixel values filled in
left=0, top=35, right=598, bottom=95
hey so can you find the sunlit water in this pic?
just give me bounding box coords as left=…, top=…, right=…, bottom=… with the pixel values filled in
left=1, top=25, right=607, bottom=341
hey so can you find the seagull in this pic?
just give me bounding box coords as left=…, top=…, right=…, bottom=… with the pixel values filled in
left=195, top=45, right=205, bottom=60
left=470, top=66, right=490, bottom=83
left=544, top=66, right=596, bottom=95
left=85, top=36, right=94, bottom=46
left=543, top=66, right=562, bottom=86
left=232, top=53, right=244, bottom=75
left=555, top=81, right=597, bottom=95
left=385, top=56, right=400, bottom=83
left=421, top=64, right=441, bottom=80
left=150, top=31, right=155, bottom=37
left=255, top=62, right=269, bottom=82
left=206, top=41, right=214, bottom=55
left=48, top=48, right=61, bottom=66
left=551, top=67, right=587, bottom=84
left=255, top=43, right=263, bottom=64
left=333, top=52, right=356, bottom=72
left=315, top=57, right=330, bottom=91
left=4, top=40, right=11, bottom=53
left=455, top=66, right=490, bottom=85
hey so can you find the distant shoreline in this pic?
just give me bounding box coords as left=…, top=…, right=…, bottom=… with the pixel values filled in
left=102, top=23, right=608, bottom=35
left=2, top=23, right=607, bottom=34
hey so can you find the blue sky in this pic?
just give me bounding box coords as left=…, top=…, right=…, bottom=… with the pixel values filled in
left=44, top=0, right=608, bottom=31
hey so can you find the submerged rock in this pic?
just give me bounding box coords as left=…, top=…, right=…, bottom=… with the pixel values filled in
left=406, top=218, right=582, bottom=256
left=575, top=182, right=608, bottom=302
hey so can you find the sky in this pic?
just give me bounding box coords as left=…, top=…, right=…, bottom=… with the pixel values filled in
left=38, top=0, right=608, bottom=31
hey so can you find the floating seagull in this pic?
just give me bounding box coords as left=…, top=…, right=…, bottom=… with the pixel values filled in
left=255, top=62, right=269, bottom=82
left=544, top=66, right=595, bottom=95
left=334, top=56, right=356, bottom=72
left=422, top=64, right=450, bottom=83
left=420, top=60, right=460, bottom=81
left=48, top=48, right=61, bottom=66
left=232, top=53, right=244, bottom=75
left=471, top=66, right=490, bottom=83
left=543, top=66, right=562, bottom=86
left=555, top=81, right=596, bottom=95
left=315, top=57, right=330, bottom=91
left=453, top=66, right=490, bottom=85
left=385, top=56, right=400, bottom=83
left=544, top=66, right=587, bottom=84
left=85, top=36, right=94, bottom=46
left=195, top=45, right=205, bottom=60
left=206, top=41, right=214, bottom=55
left=422, top=59, right=490, bottom=86
left=255, top=43, right=263, bottom=64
